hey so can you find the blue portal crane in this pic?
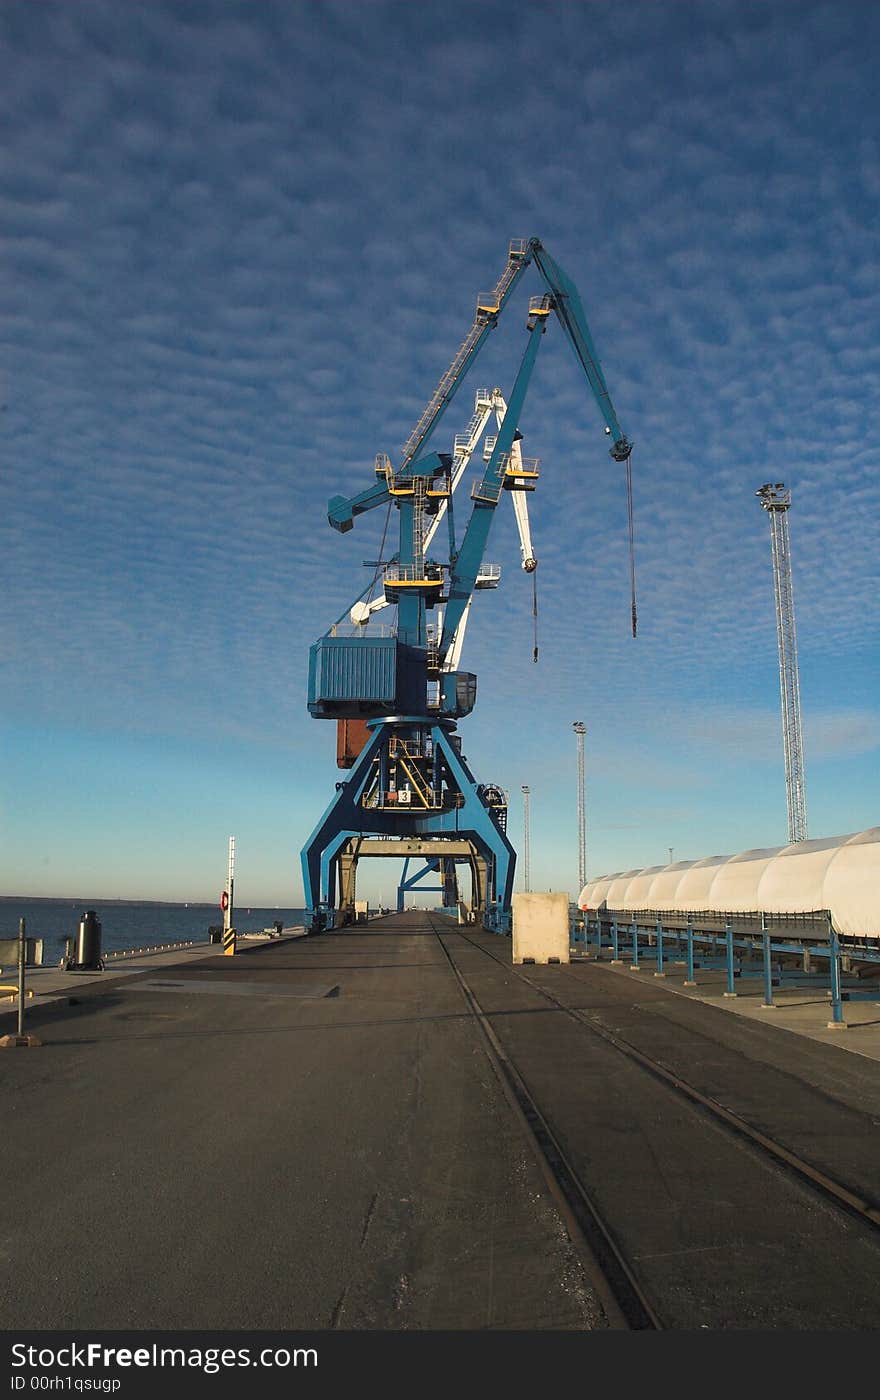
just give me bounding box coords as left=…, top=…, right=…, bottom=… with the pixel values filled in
left=301, top=238, right=631, bottom=932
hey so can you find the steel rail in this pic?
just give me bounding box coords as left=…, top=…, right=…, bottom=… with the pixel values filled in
left=454, top=927, right=880, bottom=1235
left=427, top=915, right=662, bottom=1331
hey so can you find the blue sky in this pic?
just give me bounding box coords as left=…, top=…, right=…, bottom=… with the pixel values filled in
left=1, top=0, right=877, bottom=906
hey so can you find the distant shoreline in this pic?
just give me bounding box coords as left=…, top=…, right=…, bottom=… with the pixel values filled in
left=0, top=896, right=224, bottom=908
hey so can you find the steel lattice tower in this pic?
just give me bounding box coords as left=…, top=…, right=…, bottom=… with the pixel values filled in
left=573, top=722, right=587, bottom=889
left=521, top=786, right=531, bottom=892
left=757, top=483, right=808, bottom=843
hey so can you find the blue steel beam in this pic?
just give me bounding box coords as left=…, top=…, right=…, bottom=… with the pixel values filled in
left=301, top=725, right=387, bottom=915
left=329, top=240, right=630, bottom=537
left=397, top=858, right=443, bottom=913
left=418, top=726, right=516, bottom=924
left=527, top=239, right=632, bottom=462
left=327, top=452, right=448, bottom=534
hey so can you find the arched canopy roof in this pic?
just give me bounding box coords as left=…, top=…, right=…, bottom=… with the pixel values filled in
left=578, top=829, right=879, bottom=938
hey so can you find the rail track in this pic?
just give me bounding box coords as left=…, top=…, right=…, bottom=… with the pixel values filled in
left=428, top=916, right=880, bottom=1330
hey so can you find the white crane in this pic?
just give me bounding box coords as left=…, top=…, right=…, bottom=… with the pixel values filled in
left=351, top=387, right=538, bottom=672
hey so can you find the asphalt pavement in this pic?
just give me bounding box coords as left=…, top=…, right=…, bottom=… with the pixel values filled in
left=2, top=913, right=878, bottom=1331
left=0, top=919, right=603, bottom=1331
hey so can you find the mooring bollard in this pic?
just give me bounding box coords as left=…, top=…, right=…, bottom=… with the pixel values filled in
left=75, top=910, right=103, bottom=971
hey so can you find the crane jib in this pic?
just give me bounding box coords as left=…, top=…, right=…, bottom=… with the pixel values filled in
left=528, top=245, right=631, bottom=459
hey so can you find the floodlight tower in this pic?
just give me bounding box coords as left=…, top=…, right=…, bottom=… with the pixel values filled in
left=756, top=483, right=808, bottom=843
left=521, top=786, right=531, bottom=892
left=573, top=722, right=587, bottom=890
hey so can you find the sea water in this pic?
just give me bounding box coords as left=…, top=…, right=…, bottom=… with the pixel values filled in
left=0, top=897, right=309, bottom=962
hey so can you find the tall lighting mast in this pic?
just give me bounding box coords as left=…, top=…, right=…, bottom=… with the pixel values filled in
left=756, top=482, right=808, bottom=843
left=521, top=786, right=531, bottom=892
left=573, top=722, right=587, bottom=890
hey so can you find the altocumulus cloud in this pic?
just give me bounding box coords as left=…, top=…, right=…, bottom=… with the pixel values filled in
left=1, top=0, right=877, bottom=894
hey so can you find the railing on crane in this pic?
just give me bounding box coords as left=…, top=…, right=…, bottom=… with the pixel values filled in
left=398, top=241, right=529, bottom=470
left=382, top=563, right=444, bottom=586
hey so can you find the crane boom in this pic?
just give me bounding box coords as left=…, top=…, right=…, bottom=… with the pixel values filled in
left=528, top=239, right=631, bottom=461
left=327, top=237, right=631, bottom=535
left=399, top=240, right=532, bottom=470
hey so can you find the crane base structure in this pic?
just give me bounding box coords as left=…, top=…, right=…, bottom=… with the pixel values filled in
left=299, top=238, right=631, bottom=935
left=301, top=718, right=514, bottom=931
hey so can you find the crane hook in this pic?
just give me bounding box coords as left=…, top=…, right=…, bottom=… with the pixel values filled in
left=532, top=569, right=539, bottom=662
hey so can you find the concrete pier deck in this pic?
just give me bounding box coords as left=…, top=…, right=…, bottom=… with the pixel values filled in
left=2, top=912, right=879, bottom=1331
left=0, top=926, right=306, bottom=1014
left=0, top=917, right=600, bottom=1331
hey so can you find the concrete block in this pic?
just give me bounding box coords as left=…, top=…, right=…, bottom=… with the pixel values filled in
left=512, top=893, right=570, bottom=965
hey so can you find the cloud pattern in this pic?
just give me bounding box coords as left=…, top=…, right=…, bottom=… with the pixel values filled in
left=1, top=0, right=877, bottom=896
